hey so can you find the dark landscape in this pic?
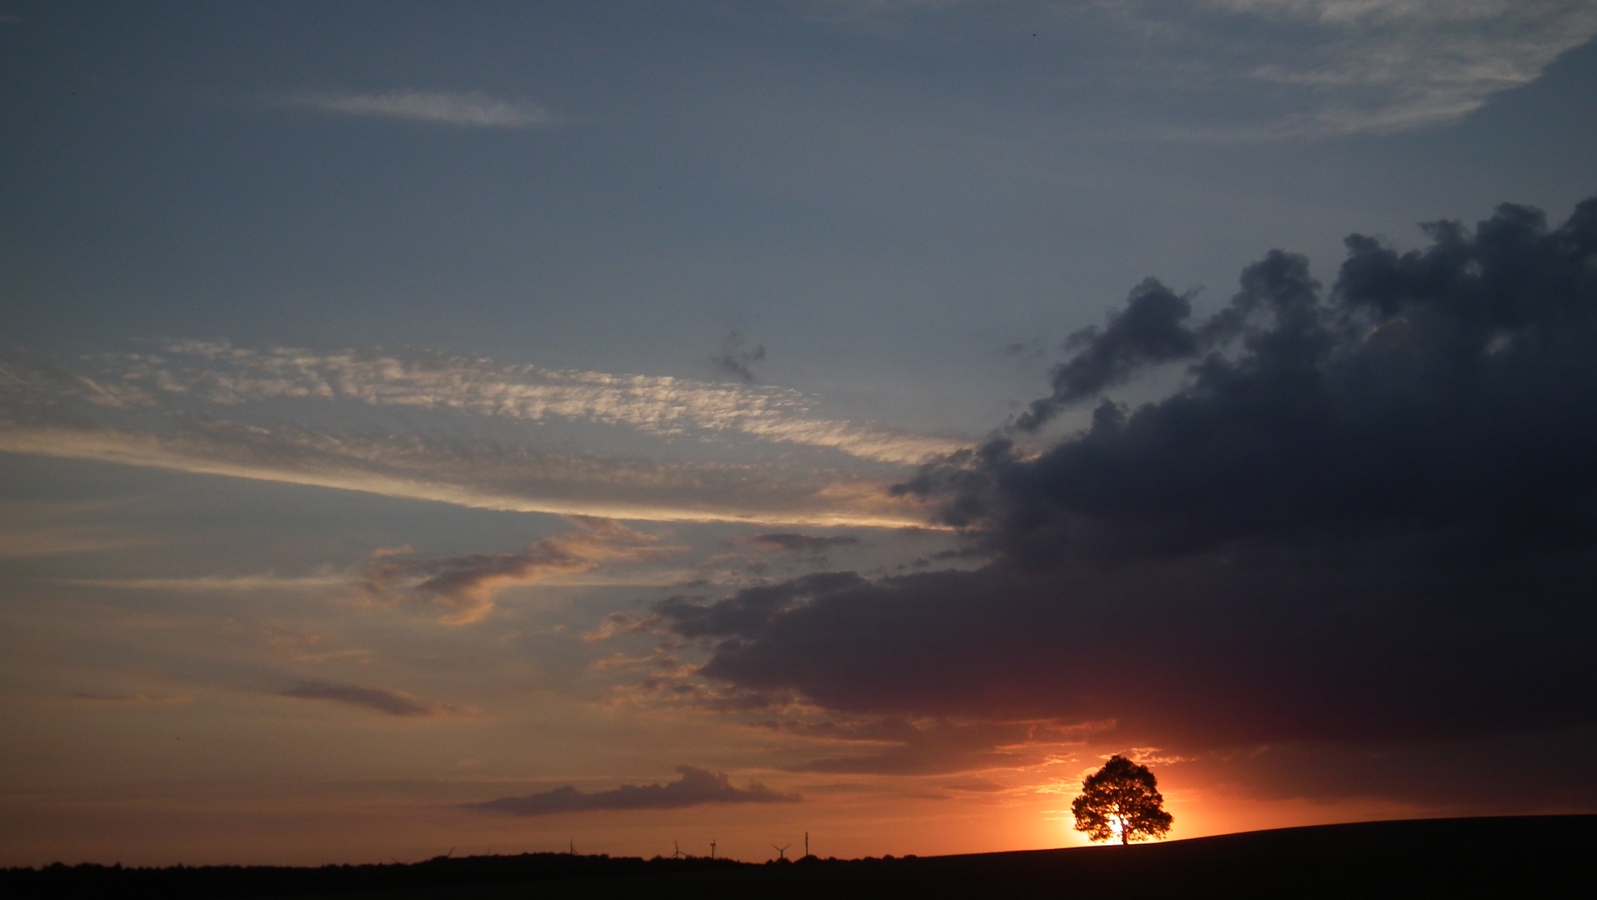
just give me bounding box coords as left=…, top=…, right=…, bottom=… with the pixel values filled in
left=6, top=816, right=1593, bottom=899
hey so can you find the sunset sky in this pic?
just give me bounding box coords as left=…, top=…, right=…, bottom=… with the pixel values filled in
left=4, top=0, right=1597, bottom=867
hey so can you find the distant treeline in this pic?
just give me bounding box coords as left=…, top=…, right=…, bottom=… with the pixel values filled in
left=0, top=851, right=754, bottom=899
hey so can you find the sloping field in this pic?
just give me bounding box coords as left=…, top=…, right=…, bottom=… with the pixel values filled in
left=8, top=815, right=1593, bottom=899
left=325, top=816, right=1596, bottom=900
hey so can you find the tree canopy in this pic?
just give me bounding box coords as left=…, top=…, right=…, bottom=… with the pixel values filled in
left=1071, top=755, right=1173, bottom=845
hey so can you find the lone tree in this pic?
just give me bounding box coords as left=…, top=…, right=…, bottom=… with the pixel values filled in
left=1071, top=755, right=1173, bottom=845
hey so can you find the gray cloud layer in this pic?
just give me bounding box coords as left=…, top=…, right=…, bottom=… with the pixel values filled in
left=475, top=765, right=800, bottom=816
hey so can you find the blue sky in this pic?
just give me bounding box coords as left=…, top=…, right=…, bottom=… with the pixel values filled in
left=3, top=0, right=1596, bottom=866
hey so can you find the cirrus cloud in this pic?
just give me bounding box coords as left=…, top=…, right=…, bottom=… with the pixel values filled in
left=275, top=89, right=557, bottom=128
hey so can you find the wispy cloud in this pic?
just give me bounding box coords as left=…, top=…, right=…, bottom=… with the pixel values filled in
left=1166, top=0, right=1597, bottom=136
left=359, top=518, right=674, bottom=623
left=62, top=574, right=345, bottom=592
left=474, top=765, right=799, bottom=816
left=276, top=89, right=556, bottom=128
left=711, top=331, right=767, bottom=383
left=0, top=525, right=156, bottom=559
left=811, top=1, right=1582, bottom=140
left=0, top=423, right=933, bottom=527
left=277, top=679, right=450, bottom=717
left=817, top=1, right=1597, bottom=137
left=93, top=341, right=958, bottom=465
left=0, top=343, right=956, bottom=527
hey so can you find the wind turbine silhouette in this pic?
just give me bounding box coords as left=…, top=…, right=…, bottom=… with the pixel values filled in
left=709, top=838, right=717, bottom=860
left=673, top=839, right=682, bottom=859
left=772, top=844, right=791, bottom=861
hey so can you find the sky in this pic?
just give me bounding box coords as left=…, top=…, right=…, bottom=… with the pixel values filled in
left=2, top=0, right=1596, bottom=867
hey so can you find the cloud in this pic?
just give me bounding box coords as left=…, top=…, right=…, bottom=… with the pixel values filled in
left=0, top=343, right=960, bottom=528
left=749, top=533, right=862, bottom=553
left=69, top=692, right=192, bottom=706
left=82, top=341, right=954, bottom=464
left=276, top=89, right=556, bottom=128
left=712, top=331, right=767, bottom=383
left=773, top=717, right=1091, bottom=776
left=941, top=776, right=1006, bottom=793
left=0, top=525, right=155, bottom=559
left=1015, top=278, right=1208, bottom=430
left=823, top=1, right=1597, bottom=137
left=0, top=421, right=935, bottom=528
left=1199, top=0, right=1597, bottom=135
left=646, top=196, right=1597, bottom=779
left=277, top=679, right=447, bottom=717
left=657, top=572, right=866, bottom=640
left=360, top=518, right=673, bottom=623
left=64, top=575, right=344, bottom=592
left=474, top=765, right=800, bottom=816
left=1046, top=0, right=1597, bottom=138
left=582, top=610, right=654, bottom=643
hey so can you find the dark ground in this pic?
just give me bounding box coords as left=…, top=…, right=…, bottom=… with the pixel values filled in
left=6, top=815, right=1593, bottom=899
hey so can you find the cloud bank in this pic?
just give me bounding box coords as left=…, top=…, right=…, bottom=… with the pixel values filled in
left=650, top=197, right=1597, bottom=781
left=475, top=765, right=800, bottom=816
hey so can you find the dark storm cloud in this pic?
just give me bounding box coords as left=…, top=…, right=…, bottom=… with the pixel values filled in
left=654, top=198, right=1597, bottom=755
left=912, top=200, right=1597, bottom=566
left=474, top=765, right=799, bottom=816
left=656, top=571, right=864, bottom=639
left=1184, top=727, right=1597, bottom=810
left=1015, top=278, right=1211, bottom=431
left=768, top=716, right=1087, bottom=776
left=277, top=680, right=444, bottom=717
left=749, top=533, right=861, bottom=553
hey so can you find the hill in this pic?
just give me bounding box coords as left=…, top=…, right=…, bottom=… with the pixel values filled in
left=5, top=815, right=1593, bottom=898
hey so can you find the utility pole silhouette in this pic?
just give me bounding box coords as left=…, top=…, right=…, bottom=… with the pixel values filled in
left=709, top=839, right=716, bottom=860
left=804, top=832, right=809, bottom=858
left=772, top=844, right=790, bottom=861
left=568, top=839, right=574, bottom=856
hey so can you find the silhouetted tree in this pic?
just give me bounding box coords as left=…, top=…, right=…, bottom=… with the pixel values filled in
left=1071, top=755, right=1173, bottom=845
